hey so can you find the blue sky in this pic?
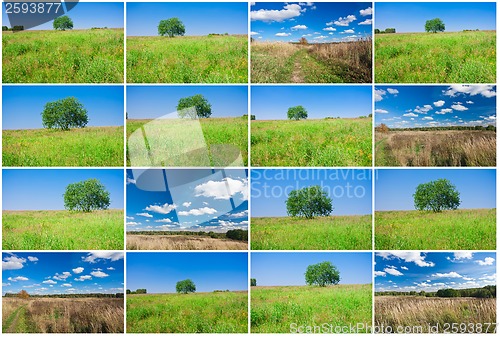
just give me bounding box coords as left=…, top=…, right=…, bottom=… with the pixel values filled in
left=251, top=169, right=371, bottom=217
left=127, top=86, right=247, bottom=119
left=375, top=2, right=496, bottom=33
left=2, top=2, right=124, bottom=30
left=375, top=169, right=496, bottom=211
left=252, top=252, right=372, bottom=286
left=251, top=2, right=372, bottom=42
left=3, top=169, right=124, bottom=211
left=3, top=86, right=124, bottom=130
left=375, top=85, right=496, bottom=129
left=127, top=252, right=248, bottom=293
left=2, top=252, right=124, bottom=296
left=127, top=2, right=247, bottom=36
left=251, top=86, right=372, bottom=120
left=375, top=252, right=496, bottom=293
left=127, top=169, right=248, bottom=232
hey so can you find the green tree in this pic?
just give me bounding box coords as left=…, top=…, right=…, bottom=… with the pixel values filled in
left=158, top=18, right=185, bottom=37
left=413, top=178, right=460, bottom=212
left=287, top=105, right=308, bottom=120
left=250, top=278, right=257, bottom=287
left=53, top=15, right=73, bottom=31
left=425, top=18, right=445, bottom=33
left=305, top=261, right=340, bottom=287
left=176, top=94, right=212, bottom=118
left=63, top=178, right=111, bottom=212
left=286, top=185, right=333, bottom=219
left=176, top=279, right=196, bottom=294
left=41, top=97, right=88, bottom=131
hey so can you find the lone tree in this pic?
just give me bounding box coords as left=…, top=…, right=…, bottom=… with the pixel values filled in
left=413, top=178, right=460, bottom=212
left=287, top=105, right=308, bottom=120
left=158, top=18, right=185, bottom=37
left=41, top=97, right=88, bottom=131
left=286, top=185, right=333, bottom=219
left=177, top=94, right=212, bottom=118
left=18, top=290, right=30, bottom=299
left=425, top=18, right=445, bottom=33
left=250, top=278, right=257, bottom=287
left=176, top=279, right=196, bottom=294
left=305, top=261, right=340, bottom=287
left=63, top=178, right=111, bottom=212
left=53, top=15, right=73, bottom=31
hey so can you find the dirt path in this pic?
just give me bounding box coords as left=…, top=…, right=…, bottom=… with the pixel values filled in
left=289, top=49, right=334, bottom=83
left=291, top=58, right=305, bottom=83
left=3, top=305, right=26, bottom=333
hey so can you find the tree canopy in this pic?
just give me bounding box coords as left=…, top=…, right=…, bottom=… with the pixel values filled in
left=287, top=105, right=308, bottom=120
left=413, top=178, right=460, bottom=212
left=177, top=94, right=212, bottom=118
left=176, top=279, right=196, bottom=294
left=425, top=18, right=445, bottom=33
left=286, top=185, right=333, bottom=219
left=158, top=18, right=186, bottom=37
left=63, top=178, right=111, bottom=212
left=41, top=97, right=88, bottom=131
left=53, top=15, right=73, bottom=31
left=305, top=261, right=340, bottom=287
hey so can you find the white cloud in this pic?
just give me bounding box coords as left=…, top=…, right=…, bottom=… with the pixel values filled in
left=387, top=88, right=399, bottom=95
left=126, top=222, right=140, bottom=226
left=72, top=267, right=84, bottom=274
left=375, top=109, right=389, bottom=114
left=443, top=85, right=496, bottom=98
left=182, top=202, right=192, bottom=208
left=341, top=29, right=355, bottom=34
left=377, top=252, right=435, bottom=267
left=74, top=275, right=92, bottom=282
left=414, top=105, right=433, bottom=114
left=435, top=108, right=453, bottom=114
left=374, top=271, right=386, bottom=277
left=61, top=283, right=72, bottom=287
left=384, top=267, right=403, bottom=276
left=91, top=270, right=109, bottom=278
left=107, top=267, right=115, bottom=271
left=27, top=256, right=39, bottom=262
left=451, top=104, right=468, bottom=111
left=360, top=7, right=372, bottom=16
left=42, top=280, right=57, bottom=284
left=403, top=112, right=418, bottom=117
left=53, top=272, right=71, bottom=280
left=126, top=177, right=136, bottom=185
left=433, top=100, right=445, bottom=107
left=8, top=276, right=29, bottom=282
left=400, top=266, right=409, bottom=270
left=323, top=27, right=336, bottom=31
left=291, top=25, right=307, bottom=30
left=374, top=89, right=386, bottom=102
left=475, top=257, right=495, bottom=266
left=154, top=218, right=172, bottom=223
left=178, top=207, right=218, bottom=216
left=250, top=31, right=259, bottom=36
left=334, top=15, right=357, bottom=26
left=194, top=178, right=248, bottom=201
left=275, top=32, right=291, bottom=37
left=432, top=272, right=463, bottom=278
left=126, top=216, right=134, bottom=220
left=454, top=252, right=473, bottom=260
left=313, top=35, right=327, bottom=40
left=466, top=100, right=474, bottom=104
left=2, top=254, right=27, bottom=270
left=83, top=252, right=124, bottom=263
left=251, top=4, right=303, bottom=22
left=145, top=203, right=177, bottom=215
left=358, top=19, right=372, bottom=25
left=422, top=117, right=434, bottom=121
left=136, top=212, right=153, bottom=218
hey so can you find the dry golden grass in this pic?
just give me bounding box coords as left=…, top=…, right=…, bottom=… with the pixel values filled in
left=375, top=130, right=496, bottom=166
left=126, top=234, right=248, bottom=250
left=375, top=296, right=496, bottom=333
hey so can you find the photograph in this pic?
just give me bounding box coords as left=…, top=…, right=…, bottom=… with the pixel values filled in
left=375, top=252, right=496, bottom=333
left=2, top=252, right=124, bottom=333
left=2, top=2, right=124, bottom=83
left=375, top=2, right=496, bottom=83
left=127, top=2, right=247, bottom=83
left=126, top=252, right=248, bottom=333
left=3, top=86, right=124, bottom=167
left=251, top=252, right=372, bottom=333
left=251, top=169, right=372, bottom=250
left=126, top=169, right=248, bottom=250
left=375, top=169, right=496, bottom=250
left=127, top=86, right=248, bottom=167
left=2, top=169, right=124, bottom=250
left=251, top=85, right=372, bottom=167
left=375, top=85, right=496, bottom=167
left=251, top=2, right=372, bottom=83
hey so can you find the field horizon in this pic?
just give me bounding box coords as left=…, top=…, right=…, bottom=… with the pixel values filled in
left=126, top=233, right=247, bottom=250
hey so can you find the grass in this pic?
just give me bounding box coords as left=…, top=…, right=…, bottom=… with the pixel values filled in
left=375, top=130, right=496, bottom=167
left=3, top=29, right=124, bottom=83
left=251, top=284, right=372, bottom=333
left=126, top=234, right=247, bottom=250
left=251, top=40, right=372, bottom=83
left=375, top=208, right=496, bottom=250
left=375, top=31, right=496, bottom=83
left=2, top=209, right=124, bottom=250
left=251, top=118, right=371, bottom=166
left=251, top=216, right=371, bottom=250
left=127, top=35, right=247, bottom=83
left=375, top=296, right=496, bottom=333
left=127, top=292, right=248, bottom=333
left=126, top=117, right=248, bottom=166
left=3, top=126, right=124, bottom=167
left=2, top=297, right=123, bottom=333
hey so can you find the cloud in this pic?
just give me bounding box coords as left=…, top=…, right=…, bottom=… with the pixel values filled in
left=250, top=31, right=259, bottom=36
left=91, top=271, right=109, bottom=278
left=72, top=267, right=84, bottom=274
left=74, top=275, right=92, bottom=281
left=2, top=254, right=27, bottom=270
left=154, top=218, right=172, bottom=223
left=386, top=88, right=399, bottom=95
left=27, top=256, right=39, bottom=262
left=466, top=100, right=474, bottom=104
left=145, top=203, right=177, bottom=215
left=42, top=280, right=57, bottom=284
left=432, top=272, right=463, bottom=278
left=126, top=222, right=140, bottom=226
left=194, top=177, right=248, bottom=201
left=403, top=113, right=418, bottom=117
left=313, top=35, right=327, bottom=40
left=83, top=252, right=124, bottom=263
left=53, top=272, right=71, bottom=280
left=251, top=4, right=303, bottom=22
left=422, top=117, right=434, bottom=120
left=453, top=252, right=473, bottom=260
left=443, top=85, right=496, bottom=98
left=375, top=109, right=389, bottom=114
left=377, top=252, right=435, bottom=267
left=475, top=257, right=495, bottom=266
left=435, top=108, right=453, bottom=114
left=61, top=283, right=72, bottom=287
left=291, top=25, right=307, bottom=30
left=178, top=207, right=217, bottom=216
left=182, top=202, right=192, bottom=208
left=374, top=271, right=386, bottom=277
left=275, top=32, right=291, bottom=37
left=341, top=29, right=355, bottom=34
left=451, top=104, right=468, bottom=111
left=126, top=216, right=134, bottom=220
left=400, top=266, right=409, bottom=270
left=384, top=267, right=403, bottom=276
left=360, top=7, right=372, bottom=16
left=136, top=212, right=153, bottom=218
left=126, top=177, right=136, bottom=185
left=433, top=100, right=445, bottom=107
left=358, top=19, right=372, bottom=25
left=374, top=89, right=386, bottom=102
left=8, top=276, right=29, bottom=282
left=333, top=15, right=357, bottom=26
left=414, top=105, right=433, bottom=114
left=107, top=267, right=115, bottom=271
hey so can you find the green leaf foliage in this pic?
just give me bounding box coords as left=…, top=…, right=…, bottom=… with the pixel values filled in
left=53, top=15, right=73, bottom=31
left=305, top=261, right=340, bottom=287
left=413, top=178, right=460, bottom=212
left=63, top=178, right=111, bottom=212
left=158, top=18, right=186, bottom=37
left=286, top=185, right=333, bottom=219
left=287, top=105, right=308, bottom=120
left=425, top=18, right=445, bottom=33
left=176, top=279, right=196, bottom=294
left=176, top=94, right=212, bottom=118
left=41, top=97, right=88, bottom=131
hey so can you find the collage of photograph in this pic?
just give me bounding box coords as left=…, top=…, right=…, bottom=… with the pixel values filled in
left=1, top=0, right=497, bottom=334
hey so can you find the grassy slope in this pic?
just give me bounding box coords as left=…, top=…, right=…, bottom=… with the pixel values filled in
left=251, top=216, right=372, bottom=250
left=3, top=126, right=124, bottom=166
left=126, top=118, right=248, bottom=166
left=375, top=208, right=496, bottom=250
left=3, top=209, right=124, bottom=250
left=375, top=31, right=495, bottom=83
left=251, top=118, right=372, bottom=166
left=127, top=292, right=248, bottom=333
left=251, top=284, right=372, bottom=333
left=3, top=29, right=124, bottom=83
left=127, top=35, right=248, bottom=83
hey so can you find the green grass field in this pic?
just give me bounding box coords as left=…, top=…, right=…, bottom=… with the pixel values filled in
left=2, top=209, right=124, bottom=250
left=126, top=118, right=248, bottom=166
left=127, top=292, right=248, bottom=333
left=3, top=126, right=124, bottom=167
left=3, top=29, right=124, bottom=83
left=251, top=118, right=371, bottom=166
left=251, top=284, right=372, bottom=333
left=375, top=209, right=496, bottom=250
left=127, top=35, right=247, bottom=83
left=375, top=31, right=496, bottom=83
left=251, top=216, right=371, bottom=250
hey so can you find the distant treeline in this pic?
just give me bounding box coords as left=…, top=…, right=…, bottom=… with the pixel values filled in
left=376, top=125, right=496, bottom=132
left=127, top=289, right=147, bottom=295
left=4, top=292, right=124, bottom=298
left=376, top=285, right=496, bottom=299
left=128, top=229, right=248, bottom=241
left=375, top=28, right=396, bottom=34
left=2, top=25, right=24, bottom=31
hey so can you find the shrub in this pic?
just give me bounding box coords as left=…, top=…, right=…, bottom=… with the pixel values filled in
left=305, top=261, right=340, bottom=287
left=413, top=178, right=460, bottom=212
left=41, top=97, right=88, bottom=131
left=176, top=279, right=196, bottom=294
left=226, top=229, right=248, bottom=241
left=18, top=290, right=30, bottom=299
left=63, top=178, right=111, bottom=212
left=250, top=278, right=257, bottom=287
left=286, top=185, right=333, bottom=219
left=53, top=15, right=73, bottom=31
